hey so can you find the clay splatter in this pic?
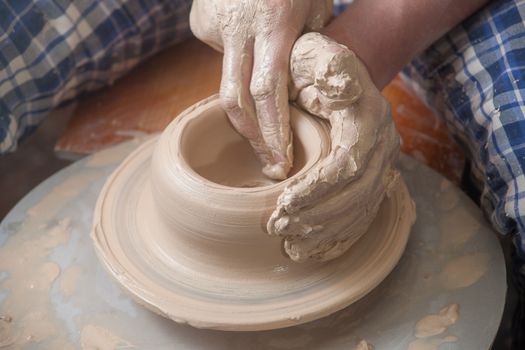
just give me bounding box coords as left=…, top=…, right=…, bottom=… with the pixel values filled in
left=440, top=254, right=489, bottom=289
left=80, top=324, right=133, bottom=350
left=415, top=304, right=459, bottom=338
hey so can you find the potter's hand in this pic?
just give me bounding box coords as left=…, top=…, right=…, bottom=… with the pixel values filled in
left=267, top=33, right=401, bottom=262
left=190, top=0, right=332, bottom=180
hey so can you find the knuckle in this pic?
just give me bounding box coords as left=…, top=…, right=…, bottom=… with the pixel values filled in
left=220, top=88, right=258, bottom=139
left=220, top=88, right=240, bottom=115
left=250, top=74, right=277, bottom=101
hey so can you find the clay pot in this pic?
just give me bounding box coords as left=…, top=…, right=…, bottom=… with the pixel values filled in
left=149, top=96, right=330, bottom=260
left=92, top=95, right=414, bottom=331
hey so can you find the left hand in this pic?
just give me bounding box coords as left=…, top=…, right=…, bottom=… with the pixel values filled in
left=189, top=0, right=332, bottom=179
left=267, top=33, right=401, bottom=262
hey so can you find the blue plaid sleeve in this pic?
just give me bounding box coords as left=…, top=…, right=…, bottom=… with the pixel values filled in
left=401, top=0, right=525, bottom=255
left=0, top=0, right=192, bottom=153
left=333, top=0, right=352, bottom=16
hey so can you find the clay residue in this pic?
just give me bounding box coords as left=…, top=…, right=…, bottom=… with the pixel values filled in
left=60, top=265, right=82, bottom=298
left=440, top=253, right=489, bottom=289
left=28, top=262, right=61, bottom=291
left=80, top=324, right=133, bottom=350
left=85, top=148, right=128, bottom=168
left=435, top=185, right=460, bottom=211
left=354, top=339, right=374, bottom=350
left=0, top=317, right=15, bottom=348
left=407, top=335, right=458, bottom=350
left=0, top=218, right=73, bottom=348
left=415, top=304, right=459, bottom=338
left=408, top=304, right=460, bottom=350
left=28, top=172, right=98, bottom=218
left=440, top=207, right=480, bottom=248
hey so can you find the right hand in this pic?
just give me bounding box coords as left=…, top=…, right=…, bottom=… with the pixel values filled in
left=190, top=0, right=332, bottom=180
left=268, top=33, right=402, bottom=262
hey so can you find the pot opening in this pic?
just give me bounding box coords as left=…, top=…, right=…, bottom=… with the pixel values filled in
left=180, top=106, right=308, bottom=188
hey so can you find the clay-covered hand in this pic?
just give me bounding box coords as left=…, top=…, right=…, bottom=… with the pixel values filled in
left=190, top=0, right=332, bottom=180
left=267, top=33, right=401, bottom=262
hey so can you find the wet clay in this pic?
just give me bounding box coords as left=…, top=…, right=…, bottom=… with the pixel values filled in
left=27, top=172, right=98, bottom=218
left=415, top=304, right=459, bottom=338
left=439, top=206, right=480, bottom=249
left=354, top=339, right=374, bottom=350
left=268, top=33, right=407, bottom=262
left=80, top=324, right=133, bottom=350
left=440, top=253, right=489, bottom=289
left=0, top=218, right=74, bottom=348
left=149, top=96, right=330, bottom=251
left=407, top=335, right=458, bottom=350
left=60, top=265, right=82, bottom=298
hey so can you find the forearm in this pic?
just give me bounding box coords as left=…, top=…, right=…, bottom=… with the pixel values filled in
left=321, top=0, right=489, bottom=89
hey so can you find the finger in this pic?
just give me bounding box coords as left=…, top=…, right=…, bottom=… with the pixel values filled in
left=290, top=33, right=362, bottom=110
left=267, top=33, right=401, bottom=263
left=277, top=110, right=362, bottom=214
left=251, top=30, right=298, bottom=180
left=282, top=169, right=400, bottom=263
left=275, top=170, right=389, bottom=262
left=189, top=0, right=223, bottom=52
left=268, top=125, right=397, bottom=238
left=282, top=207, right=378, bottom=262
left=294, top=85, right=332, bottom=120
left=220, top=36, right=273, bottom=166
left=270, top=144, right=398, bottom=240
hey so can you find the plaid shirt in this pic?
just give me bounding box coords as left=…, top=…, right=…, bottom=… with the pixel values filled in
left=402, top=0, right=525, bottom=256
left=0, top=0, right=192, bottom=153
left=2, top=0, right=525, bottom=255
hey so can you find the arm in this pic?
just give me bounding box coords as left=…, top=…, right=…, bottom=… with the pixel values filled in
left=322, top=0, right=489, bottom=89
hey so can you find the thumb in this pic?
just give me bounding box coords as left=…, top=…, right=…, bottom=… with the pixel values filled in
left=290, top=32, right=362, bottom=113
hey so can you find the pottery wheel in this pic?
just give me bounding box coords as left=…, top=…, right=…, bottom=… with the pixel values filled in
left=92, top=134, right=414, bottom=331
left=0, top=140, right=506, bottom=349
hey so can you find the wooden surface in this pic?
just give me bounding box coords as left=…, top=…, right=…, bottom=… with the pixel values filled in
left=55, top=38, right=222, bottom=156
left=383, top=77, right=465, bottom=183
left=55, top=37, right=464, bottom=183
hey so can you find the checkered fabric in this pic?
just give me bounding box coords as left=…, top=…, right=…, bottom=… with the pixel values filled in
left=0, top=0, right=192, bottom=153
left=401, top=0, right=525, bottom=256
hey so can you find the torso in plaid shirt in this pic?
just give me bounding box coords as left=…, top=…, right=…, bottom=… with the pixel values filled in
left=1, top=0, right=524, bottom=320
left=0, top=0, right=192, bottom=152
